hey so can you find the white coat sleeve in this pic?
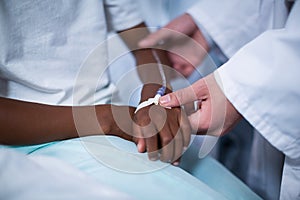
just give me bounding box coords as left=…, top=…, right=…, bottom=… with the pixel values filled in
left=104, top=0, right=143, bottom=32
left=214, top=0, right=300, bottom=160
left=187, top=0, right=288, bottom=58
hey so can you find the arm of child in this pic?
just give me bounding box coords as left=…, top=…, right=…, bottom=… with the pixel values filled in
left=0, top=97, right=135, bottom=145
left=118, top=23, right=191, bottom=165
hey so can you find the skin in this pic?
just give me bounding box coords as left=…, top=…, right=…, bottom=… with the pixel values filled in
left=0, top=97, right=135, bottom=145
left=159, top=74, right=242, bottom=137
left=120, top=23, right=191, bottom=164
left=1, top=23, right=191, bottom=165
left=139, top=14, right=210, bottom=78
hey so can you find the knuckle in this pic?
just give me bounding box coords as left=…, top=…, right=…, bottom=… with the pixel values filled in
left=162, top=136, right=173, bottom=145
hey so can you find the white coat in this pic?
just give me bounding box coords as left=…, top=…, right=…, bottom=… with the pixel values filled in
left=188, top=0, right=300, bottom=199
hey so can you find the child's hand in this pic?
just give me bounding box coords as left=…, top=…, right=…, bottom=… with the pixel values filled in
left=133, top=104, right=191, bottom=165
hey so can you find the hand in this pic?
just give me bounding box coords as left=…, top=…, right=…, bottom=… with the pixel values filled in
left=133, top=104, right=191, bottom=165
left=159, top=74, right=242, bottom=136
left=103, top=105, right=137, bottom=142
left=139, top=14, right=209, bottom=77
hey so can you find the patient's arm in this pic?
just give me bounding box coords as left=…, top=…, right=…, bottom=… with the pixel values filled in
left=0, top=97, right=135, bottom=145
left=118, top=23, right=191, bottom=164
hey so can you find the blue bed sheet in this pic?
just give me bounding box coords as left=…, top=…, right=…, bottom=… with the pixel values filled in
left=4, top=136, right=261, bottom=200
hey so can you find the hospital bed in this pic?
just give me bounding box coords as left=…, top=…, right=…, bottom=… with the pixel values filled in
left=2, top=135, right=261, bottom=200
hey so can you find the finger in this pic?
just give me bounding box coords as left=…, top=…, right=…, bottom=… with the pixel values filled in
left=181, top=65, right=196, bottom=78
left=159, top=78, right=208, bottom=108
left=179, top=110, right=192, bottom=147
left=159, top=124, right=174, bottom=163
left=137, top=138, right=146, bottom=153
left=159, top=86, right=196, bottom=108
left=132, top=123, right=146, bottom=153
left=138, top=28, right=174, bottom=48
left=171, top=125, right=183, bottom=164
left=172, top=157, right=181, bottom=166
left=188, top=110, right=202, bottom=132
left=188, top=109, right=211, bottom=135
left=143, top=125, right=159, bottom=161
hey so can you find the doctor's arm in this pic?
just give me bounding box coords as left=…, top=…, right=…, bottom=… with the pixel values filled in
left=118, top=23, right=191, bottom=164
left=0, top=97, right=136, bottom=145
left=159, top=0, right=300, bottom=156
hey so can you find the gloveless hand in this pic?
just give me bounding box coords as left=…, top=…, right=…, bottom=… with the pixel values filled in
left=139, top=14, right=209, bottom=77
left=159, top=74, right=242, bottom=136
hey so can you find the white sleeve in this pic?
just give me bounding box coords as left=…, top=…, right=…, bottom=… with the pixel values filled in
left=214, top=0, right=300, bottom=159
left=187, top=0, right=288, bottom=58
left=104, top=0, right=143, bottom=31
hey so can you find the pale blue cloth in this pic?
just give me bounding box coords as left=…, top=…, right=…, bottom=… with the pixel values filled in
left=4, top=136, right=261, bottom=200
left=0, top=148, right=133, bottom=200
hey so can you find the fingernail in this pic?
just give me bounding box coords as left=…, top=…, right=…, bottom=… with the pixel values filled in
left=137, top=143, right=143, bottom=153
left=150, top=156, right=158, bottom=161
left=159, top=95, right=171, bottom=105
left=172, top=162, right=180, bottom=166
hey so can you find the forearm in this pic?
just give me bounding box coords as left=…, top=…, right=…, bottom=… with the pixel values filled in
left=119, top=23, right=173, bottom=100
left=135, top=48, right=173, bottom=101
left=0, top=97, right=134, bottom=145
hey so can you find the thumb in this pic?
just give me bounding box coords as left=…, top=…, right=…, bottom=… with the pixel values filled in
left=159, top=85, right=198, bottom=107
left=159, top=77, right=210, bottom=108
left=138, top=28, right=174, bottom=48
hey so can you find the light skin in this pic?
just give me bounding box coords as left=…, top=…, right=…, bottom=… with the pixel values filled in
left=139, top=13, right=241, bottom=136
left=0, top=23, right=190, bottom=165
left=159, top=73, right=242, bottom=137
left=139, top=13, right=209, bottom=78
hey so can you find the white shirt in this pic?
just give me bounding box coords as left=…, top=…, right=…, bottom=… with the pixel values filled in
left=0, top=0, right=142, bottom=106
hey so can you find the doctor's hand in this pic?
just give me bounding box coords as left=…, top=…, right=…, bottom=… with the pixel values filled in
left=139, top=14, right=209, bottom=77
left=159, top=74, right=242, bottom=136
left=133, top=93, right=191, bottom=165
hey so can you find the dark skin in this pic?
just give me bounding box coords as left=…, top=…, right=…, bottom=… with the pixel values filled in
left=0, top=23, right=191, bottom=164
left=119, top=23, right=191, bottom=164
left=0, top=97, right=135, bottom=145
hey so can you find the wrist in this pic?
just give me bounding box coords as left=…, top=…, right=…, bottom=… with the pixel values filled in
left=95, top=105, right=113, bottom=135
left=98, top=105, right=135, bottom=142
left=140, top=83, right=172, bottom=102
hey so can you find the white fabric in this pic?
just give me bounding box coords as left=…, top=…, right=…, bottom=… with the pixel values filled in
left=0, top=0, right=142, bottom=106
left=187, top=0, right=289, bottom=58
left=4, top=136, right=261, bottom=200
left=187, top=1, right=291, bottom=199
left=0, top=148, right=133, bottom=200
left=213, top=1, right=300, bottom=199
left=281, top=157, right=300, bottom=200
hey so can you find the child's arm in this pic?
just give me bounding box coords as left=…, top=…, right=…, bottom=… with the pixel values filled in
left=118, top=23, right=191, bottom=164
left=0, top=97, right=135, bottom=145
